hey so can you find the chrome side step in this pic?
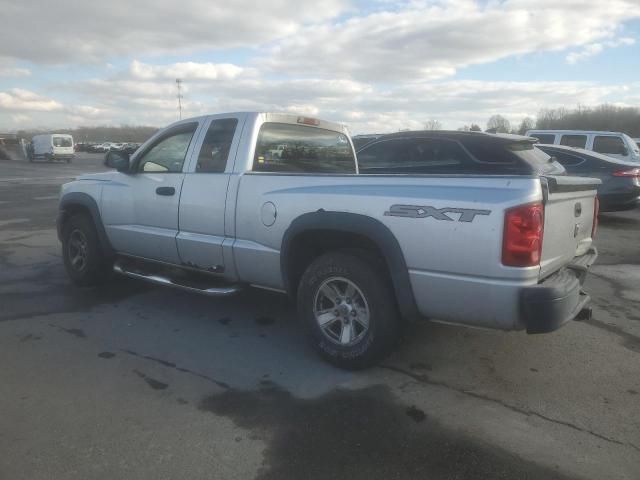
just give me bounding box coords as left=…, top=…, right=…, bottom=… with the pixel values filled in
left=113, top=262, right=242, bottom=297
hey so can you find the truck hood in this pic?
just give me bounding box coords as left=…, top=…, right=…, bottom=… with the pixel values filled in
left=76, top=172, right=120, bottom=182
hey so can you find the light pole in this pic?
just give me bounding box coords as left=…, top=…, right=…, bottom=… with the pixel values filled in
left=176, top=78, right=183, bottom=120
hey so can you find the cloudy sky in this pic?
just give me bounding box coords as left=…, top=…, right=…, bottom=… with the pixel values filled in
left=0, top=0, right=639, bottom=134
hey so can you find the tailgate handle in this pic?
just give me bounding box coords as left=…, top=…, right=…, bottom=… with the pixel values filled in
left=156, top=187, right=175, bottom=196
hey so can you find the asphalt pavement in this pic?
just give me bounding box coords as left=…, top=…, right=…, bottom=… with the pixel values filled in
left=1, top=154, right=639, bottom=480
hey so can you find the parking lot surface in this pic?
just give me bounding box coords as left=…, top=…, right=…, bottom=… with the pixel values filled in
left=1, top=155, right=639, bottom=479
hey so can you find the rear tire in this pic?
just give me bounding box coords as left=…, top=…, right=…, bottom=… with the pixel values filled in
left=297, top=251, right=400, bottom=370
left=62, top=214, right=111, bottom=286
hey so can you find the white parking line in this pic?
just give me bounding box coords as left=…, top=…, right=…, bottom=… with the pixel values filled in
left=0, top=218, right=29, bottom=227
left=0, top=176, right=73, bottom=183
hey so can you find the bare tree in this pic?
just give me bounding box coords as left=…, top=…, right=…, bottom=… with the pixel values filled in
left=424, top=119, right=442, bottom=130
left=486, top=115, right=511, bottom=133
left=517, top=117, right=535, bottom=135
left=536, top=104, right=640, bottom=136
left=469, top=124, right=482, bottom=132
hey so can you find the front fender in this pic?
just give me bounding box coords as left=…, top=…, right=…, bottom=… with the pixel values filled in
left=58, top=192, right=114, bottom=254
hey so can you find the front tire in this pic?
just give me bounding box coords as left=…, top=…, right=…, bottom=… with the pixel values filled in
left=297, top=252, right=400, bottom=370
left=62, top=214, right=110, bottom=286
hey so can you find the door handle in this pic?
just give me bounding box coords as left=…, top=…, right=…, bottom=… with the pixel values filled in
left=156, top=186, right=175, bottom=196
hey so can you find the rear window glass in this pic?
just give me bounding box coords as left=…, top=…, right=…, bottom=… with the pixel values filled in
left=53, top=137, right=72, bottom=147
left=540, top=147, right=586, bottom=168
left=359, top=138, right=484, bottom=174
left=352, top=137, right=378, bottom=151
left=560, top=135, right=587, bottom=148
left=507, top=143, right=565, bottom=175
left=530, top=133, right=555, bottom=144
left=253, top=123, right=355, bottom=173
left=540, top=149, right=585, bottom=168
left=593, top=136, right=627, bottom=155
left=357, top=137, right=564, bottom=175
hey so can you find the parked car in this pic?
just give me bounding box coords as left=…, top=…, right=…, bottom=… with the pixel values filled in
left=91, top=143, right=112, bottom=153
left=526, top=129, right=640, bottom=163
left=29, top=133, right=74, bottom=162
left=536, top=144, right=640, bottom=212
left=57, top=114, right=598, bottom=369
left=351, top=134, right=383, bottom=150
left=122, top=143, right=141, bottom=155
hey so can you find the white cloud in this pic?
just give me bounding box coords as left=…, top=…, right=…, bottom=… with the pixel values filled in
left=266, top=0, right=640, bottom=81
left=129, top=60, right=244, bottom=81
left=0, top=65, right=30, bottom=78
left=0, top=88, right=62, bottom=111
left=1, top=75, right=637, bottom=132
left=1, top=1, right=639, bottom=131
left=0, top=0, right=347, bottom=63
left=566, top=37, right=635, bottom=64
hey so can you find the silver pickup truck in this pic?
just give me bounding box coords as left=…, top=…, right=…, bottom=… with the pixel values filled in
left=57, top=112, right=599, bottom=369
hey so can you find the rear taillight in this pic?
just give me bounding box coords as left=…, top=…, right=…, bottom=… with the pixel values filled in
left=592, top=196, right=599, bottom=238
left=502, top=203, right=544, bottom=267
left=612, top=168, right=640, bottom=177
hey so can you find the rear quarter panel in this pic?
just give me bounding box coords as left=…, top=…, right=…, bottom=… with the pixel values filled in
left=233, top=174, right=544, bottom=329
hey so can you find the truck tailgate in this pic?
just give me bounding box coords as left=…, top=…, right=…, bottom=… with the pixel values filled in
left=539, top=175, right=600, bottom=279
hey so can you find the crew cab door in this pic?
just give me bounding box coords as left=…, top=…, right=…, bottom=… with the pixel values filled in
left=101, top=121, right=201, bottom=264
left=176, top=114, right=246, bottom=273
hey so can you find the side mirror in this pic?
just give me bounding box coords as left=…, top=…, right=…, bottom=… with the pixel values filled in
left=104, top=150, right=130, bottom=172
left=621, top=147, right=629, bottom=156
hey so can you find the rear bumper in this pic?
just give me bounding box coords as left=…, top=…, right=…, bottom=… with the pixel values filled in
left=520, top=247, right=597, bottom=334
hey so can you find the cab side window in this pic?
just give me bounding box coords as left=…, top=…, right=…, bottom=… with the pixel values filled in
left=137, top=123, right=197, bottom=173
left=196, top=118, right=238, bottom=173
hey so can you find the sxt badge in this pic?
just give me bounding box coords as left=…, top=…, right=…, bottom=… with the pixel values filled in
left=384, top=204, right=491, bottom=223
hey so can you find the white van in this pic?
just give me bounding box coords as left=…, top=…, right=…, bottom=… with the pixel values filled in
left=30, top=134, right=74, bottom=162
left=525, top=130, right=640, bottom=162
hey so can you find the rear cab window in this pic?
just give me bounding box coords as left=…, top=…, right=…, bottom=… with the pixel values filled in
left=253, top=123, right=355, bottom=173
